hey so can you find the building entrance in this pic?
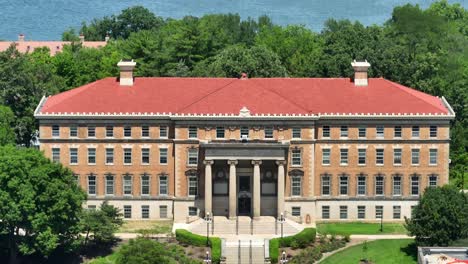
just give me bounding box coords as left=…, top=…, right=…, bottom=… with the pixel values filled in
left=238, top=175, right=251, bottom=216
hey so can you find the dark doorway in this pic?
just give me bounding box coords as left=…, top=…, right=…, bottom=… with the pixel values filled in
left=238, top=175, right=251, bottom=216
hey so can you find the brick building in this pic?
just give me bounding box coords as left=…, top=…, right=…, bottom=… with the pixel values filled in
left=34, top=60, right=455, bottom=223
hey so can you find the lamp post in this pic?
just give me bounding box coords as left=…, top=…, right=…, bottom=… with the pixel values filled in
left=203, top=251, right=212, bottom=263
left=280, top=251, right=288, bottom=264
left=204, top=212, right=212, bottom=246
left=380, top=213, right=383, bottom=233
left=278, top=212, right=285, bottom=239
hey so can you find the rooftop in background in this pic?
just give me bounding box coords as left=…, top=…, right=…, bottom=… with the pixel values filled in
left=0, top=34, right=107, bottom=56
left=418, top=247, right=468, bottom=264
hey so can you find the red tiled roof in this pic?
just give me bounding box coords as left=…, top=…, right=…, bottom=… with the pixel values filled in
left=38, top=77, right=450, bottom=116
left=0, top=41, right=107, bottom=56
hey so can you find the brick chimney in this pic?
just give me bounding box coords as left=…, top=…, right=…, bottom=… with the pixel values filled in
left=117, top=60, right=137, bottom=86
left=351, top=60, right=371, bottom=86
left=18, top=34, right=25, bottom=42
left=79, top=33, right=85, bottom=43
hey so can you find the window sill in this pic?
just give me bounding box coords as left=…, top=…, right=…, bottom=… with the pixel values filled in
left=429, top=164, right=438, bottom=166
left=88, top=163, right=96, bottom=166
left=290, top=165, right=302, bottom=168
left=70, top=163, right=78, bottom=166
left=322, top=136, right=330, bottom=139
left=411, top=164, right=420, bottom=167
left=105, top=163, right=114, bottom=166
left=339, top=137, right=349, bottom=139
left=321, top=163, right=331, bottom=166
left=375, top=164, right=384, bottom=166
left=393, top=164, right=402, bottom=166
left=340, top=163, right=348, bottom=167
left=160, top=163, right=168, bottom=166
left=124, top=164, right=132, bottom=166
left=358, top=164, right=366, bottom=166
left=142, top=163, right=150, bottom=166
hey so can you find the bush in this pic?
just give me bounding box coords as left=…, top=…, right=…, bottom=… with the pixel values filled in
left=175, top=229, right=221, bottom=263
left=269, top=228, right=316, bottom=263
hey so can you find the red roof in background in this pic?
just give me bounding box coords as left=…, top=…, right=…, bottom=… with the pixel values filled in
left=38, top=77, right=450, bottom=116
left=0, top=41, right=107, bottom=56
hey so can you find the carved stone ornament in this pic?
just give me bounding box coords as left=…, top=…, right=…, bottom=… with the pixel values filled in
left=239, top=106, right=251, bottom=117
left=288, top=169, right=304, bottom=177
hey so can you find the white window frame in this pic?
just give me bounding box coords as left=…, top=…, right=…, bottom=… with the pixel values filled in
left=322, top=206, right=330, bottom=219
left=159, top=175, right=168, bottom=196
left=291, top=207, right=301, bottom=217
left=159, top=148, right=168, bottom=164
left=188, top=126, right=198, bottom=139
left=87, top=174, right=96, bottom=195
left=124, top=126, right=132, bottom=137
left=105, top=174, right=114, bottom=196
left=358, top=126, right=366, bottom=138
left=394, top=126, right=402, bottom=138
left=52, top=148, right=60, bottom=162
left=141, top=125, right=150, bottom=138
left=393, top=148, right=402, bottom=165
left=321, top=174, right=331, bottom=196
left=392, top=175, right=402, bottom=196
left=187, top=148, right=198, bottom=166
left=376, top=125, right=384, bottom=138
left=141, top=174, right=150, bottom=196
left=69, top=125, right=78, bottom=138
left=358, top=148, right=366, bottom=165
left=141, top=148, right=150, bottom=165
left=188, top=206, right=198, bottom=216
left=411, top=126, right=420, bottom=138
left=376, top=148, right=384, bottom=165
left=428, top=174, right=438, bottom=187
left=357, top=205, right=366, bottom=219
left=411, top=149, right=420, bottom=165
left=340, top=126, right=348, bottom=138
left=292, top=127, right=301, bottom=139
left=87, top=125, right=96, bottom=138
left=69, top=148, right=78, bottom=165
left=87, top=148, right=96, bottom=165
left=123, top=174, right=132, bottom=196
left=375, top=175, right=385, bottom=196
left=106, top=126, right=114, bottom=138
left=340, top=206, right=348, bottom=219
left=105, top=148, right=114, bottom=165
left=375, top=205, right=383, bottom=219
left=123, top=205, right=132, bottom=219
left=123, top=148, right=132, bottom=165
left=264, top=126, right=274, bottom=139
left=411, top=175, right=419, bottom=196
left=357, top=175, right=366, bottom=196
left=393, top=206, right=401, bottom=219
left=159, top=205, right=168, bottom=218
left=429, top=148, right=438, bottom=165
left=429, top=126, right=437, bottom=138
left=291, top=176, right=302, bottom=196
left=159, top=126, right=168, bottom=138
left=216, top=127, right=225, bottom=139
left=188, top=176, right=198, bottom=196
left=291, top=149, right=302, bottom=166
left=322, top=126, right=330, bottom=138
left=52, top=125, right=60, bottom=137
left=339, top=175, right=348, bottom=196
left=340, top=148, right=348, bottom=165
left=322, top=148, right=331, bottom=165
left=240, top=126, right=249, bottom=139
left=141, top=205, right=150, bottom=219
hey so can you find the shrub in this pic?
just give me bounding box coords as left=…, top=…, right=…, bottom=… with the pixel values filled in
left=269, top=228, right=316, bottom=263
left=175, top=229, right=221, bottom=263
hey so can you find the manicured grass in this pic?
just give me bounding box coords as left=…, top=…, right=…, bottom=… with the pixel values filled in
left=320, top=239, right=417, bottom=264
left=118, top=220, right=172, bottom=234
left=316, top=222, right=407, bottom=236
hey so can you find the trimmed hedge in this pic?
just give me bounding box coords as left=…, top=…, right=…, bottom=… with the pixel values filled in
left=175, top=229, right=221, bottom=263
left=269, top=228, right=316, bottom=263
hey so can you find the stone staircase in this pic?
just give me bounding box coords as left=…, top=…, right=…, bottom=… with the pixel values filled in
left=222, top=239, right=267, bottom=264
left=189, top=216, right=303, bottom=236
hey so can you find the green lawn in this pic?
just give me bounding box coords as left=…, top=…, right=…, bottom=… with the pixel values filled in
left=88, top=251, right=119, bottom=264
left=320, top=239, right=417, bottom=264
left=118, top=220, right=173, bottom=234
left=316, top=222, right=407, bottom=236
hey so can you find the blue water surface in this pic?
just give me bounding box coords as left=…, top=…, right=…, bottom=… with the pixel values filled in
left=0, top=0, right=466, bottom=40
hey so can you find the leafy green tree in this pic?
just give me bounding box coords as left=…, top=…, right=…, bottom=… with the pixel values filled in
left=61, top=28, right=80, bottom=41
left=0, top=145, right=86, bottom=263
left=405, top=185, right=468, bottom=246
left=79, top=201, right=123, bottom=246
left=193, top=45, right=287, bottom=78
left=116, top=238, right=202, bottom=264
left=0, top=105, right=15, bottom=145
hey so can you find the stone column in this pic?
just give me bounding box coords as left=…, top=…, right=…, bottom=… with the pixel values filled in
left=276, top=160, right=286, bottom=217
left=204, top=160, right=214, bottom=215
left=252, top=160, right=262, bottom=219
left=228, top=160, right=238, bottom=219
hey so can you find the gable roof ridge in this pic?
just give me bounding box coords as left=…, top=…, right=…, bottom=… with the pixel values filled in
left=382, top=79, right=447, bottom=113
left=175, top=79, right=238, bottom=113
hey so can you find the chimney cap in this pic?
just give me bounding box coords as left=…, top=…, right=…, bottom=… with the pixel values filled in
left=240, top=72, right=248, bottom=79
left=351, top=60, right=370, bottom=69
left=117, top=59, right=137, bottom=68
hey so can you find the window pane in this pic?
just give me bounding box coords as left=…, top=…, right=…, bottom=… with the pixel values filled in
left=393, top=176, right=401, bottom=196
left=340, top=149, right=348, bottom=165
left=159, top=176, right=168, bottom=195
left=322, top=126, right=330, bottom=138
left=429, top=175, right=438, bottom=187
left=412, top=126, right=419, bottom=137
left=141, top=205, right=150, bottom=219
left=291, top=149, right=302, bottom=166
left=159, top=205, right=168, bottom=218
left=70, top=148, right=78, bottom=164
left=188, top=149, right=198, bottom=165
left=88, top=125, right=95, bottom=137
left=376, top=149, right=384, bottom=165
left=411, top=149, right=420, bottom=165
left=88, top=175, right=96, bottom=195
left=376, top=126, right=384, bottom=138
left=339, top=175, right=348, bottom=195
left=106, top=126, right=113, bottom=137
left=291, top=207, right=301, bottom=216
left=357, top=176, right=366, bottom=195
left=358, top=206, right=366, bottom=219
left=70, top=126, right=78, bottom=137
left=241, top=126, right=249, bottom=138
left=88, top=148, right=96, bottom=164
left=322, top=149, right=331, bottom=165
left=321, top=175, right=330, bottom=196
left=375, top=206, right=383, bottom=219
left=265, top=127, right=274, bottom=139
left=393, top=149, right=402, bottom=165
left=142, top=125, right=150, bottom=137
left=429, top=149, right=437, bottom=165
left=124, top=126, right=132, bottom=137
left=216, top=127, right=225, bottom=138
left=340, top=126, right=348, bottom=137
left=188, top=126, right=198, bottom=138
left=160, top=126, right=168, bottom=138
left=105, top=174, right=114, bottom=195
left=106, top=148, right=114, bottom=164
left=292, top=128, right=301, bottom=138
left=291, top=176, right=301, bottom=196
left=123, top=175, right=132, bottom=195
left=124, top=205, right=132, bottom=218
left=322, top=206, right=330, bottom=219
left=375, top=175, right=384, bottom=196
left=340, top=206, right=348, bottom=219
left=188, top=206, right=197, bottom=216
left=188, top=176, right=198, bottom=196
left=358, top=126, right=366, bottom=138
left=430, top=126, right=437, bottom=138
left=393, top=206, right=401, bottom=219
left=159, top=148, right=168, bottom=164
left=141, top=175, right=150, bottom=195
left=394, top=126, right=402, bottom=138
left=411, top=175, right=419, bottom=195
left=124, top=148, right=132, bottom=164
left=141, top=148, right=150, bottom=164
left=52, top=125, right=60, bottom=137
left=52, top=148, right=60, bottom=162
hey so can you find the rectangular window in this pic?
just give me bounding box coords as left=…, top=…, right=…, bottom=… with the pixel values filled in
left=393, top=175, right=402, bottom=196
left=159, top=126, right=168, bottom=138
left=123, top=175, right=132, bottom=195
left=124, top=126, right=132, bottom=137
left=358, top=126, right=366, bottom=138
left=429, top=149, right=438, bottom=165
left=159, top=205, right=168, bottom=218
left=141, top=174, right=150, bottom=196
left=188, top=148, right=198, bottom=166
left=375, top=175, right=384, bottom=196
left=412, top=126, right=420, bottom=138
left=429, top=174, right=438, bottom=187
left=106, top=126, right=113, bottom=137
left=70, top=148, right=78, bottom=165
left=52, top=148, right=60, bottom=162
left=322, top=126, right=330, bottom=138
left=188, top=126, right=198, bottom=139
left=292, top=127, right=301, bottom=139
left=376, top=149, right=384, bottom=165
left=430, top=126, right=437, bottom=138
left=322, top=149, right=331, bottom=165
left=340, top=206, right=348, bottom=219
left=322, top=206, right=330, bottom=219
left=159, top=175, right=168, bottom=195
left=411, top=149, right=420, bottom=165
left=411, top=175, right=419, bottom=196
left=88, top=148, right=96, bottom=164
left=123, top=148, right=132, bottom=165
left=321, top=175, right=331, bottom=196
left=375, top=206, right=383, bottom=219
left=141, top=125, right=150, bottom=137
left=340, top=126, right=348, bottom=137
left=291, top=207, right=301, bottom=217
left=358, top=149, right=366, bottom=165
left=265, top=127, right=274, bottom=139
left=394, top=126, right=402, bottom=138
left=358, top=206, right=366, bottom=219
left=357, top=176, right=366, bottom=195
left=88, top=205, right=96, bottom=211
left=188, top=206, right=198, bottom=216
left=105, top=148, right=114, bottom=164
left=88, top=174, right=96, bottom=195
left=159, top=148, right=168, bottom=164
left=105, top=174, right=114, bottom=195
left=376, top=125, right=384, bottom=138
left=188, top=176, right=198, bottom=196
left=340, top=149, right=348, bottom=165
left=141, top=148, right=150, bottom=164
left=291, top=149, right=302, bottom=166
left=291, top=176, right=302, bottom=196
left=141, top=205, right=150, bottom=219
left=216, top=127, right=225, bottom=138
left=393, top=206, right=401, bottom=219
left=123, top=205, right=132, bottom=219
left=393, top=149, right=402, bottom=165
left=70, top=126, right=78, bottom=137
left=87, top=125, right=95, bottom=137
left=241, top=126, right=249, bottom=139
left=52, top=125, right=60, bottom=137
left=339, top=175, right=348, bottom=195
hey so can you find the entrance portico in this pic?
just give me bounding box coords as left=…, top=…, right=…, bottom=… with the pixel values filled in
left=202, top=142, right=289, bottom=219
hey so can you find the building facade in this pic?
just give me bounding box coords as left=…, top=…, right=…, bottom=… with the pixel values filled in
left=34, top=60, right=455, bottom=223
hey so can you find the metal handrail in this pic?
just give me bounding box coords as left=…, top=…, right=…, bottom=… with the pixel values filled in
left=212, top=215, right=214, bottom=235
left=250, top=218, right=253, bottom=235
left=249, top=240, right=252, bottom=264
left=238, top=240, right=241, bottom=264
left=236, top=216, right=239, bottom=235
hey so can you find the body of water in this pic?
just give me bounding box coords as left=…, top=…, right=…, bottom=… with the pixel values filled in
left=0, top=0, right=466, bottom=40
